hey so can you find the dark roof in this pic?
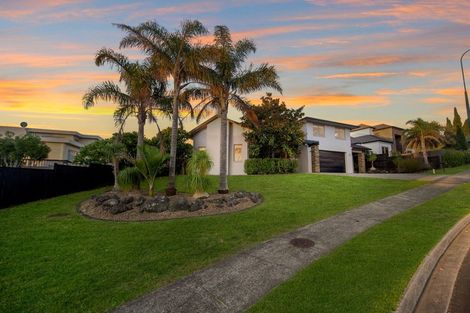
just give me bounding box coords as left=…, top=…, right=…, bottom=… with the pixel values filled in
left=301, top=117, right=357, bottom=129
left=351, top=143, right=371, bottom=151
left=26, top=127, right=102, bottom=140
left=188, top=115, right=240, bottom=137
left=304, top=140, right=319, bottom=146
left=373, top=123, right=404, bottom=131
left=352, top=124, right=374, bottom=131
left=351, top=135, right=393, bottom=144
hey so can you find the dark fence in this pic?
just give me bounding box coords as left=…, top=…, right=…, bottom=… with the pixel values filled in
left=366, top=151, right=444, bottom=173
left=0, top=163, right=113, bottom=209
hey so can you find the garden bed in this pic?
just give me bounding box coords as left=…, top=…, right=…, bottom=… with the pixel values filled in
left=78, top=190, right=262, bottom=221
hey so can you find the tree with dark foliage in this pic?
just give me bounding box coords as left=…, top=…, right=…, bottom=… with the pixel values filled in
left=241, top=93, right=305, bottom=159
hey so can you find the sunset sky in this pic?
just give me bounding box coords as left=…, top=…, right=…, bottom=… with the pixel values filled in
left=1, top=0, right=469, bottom=138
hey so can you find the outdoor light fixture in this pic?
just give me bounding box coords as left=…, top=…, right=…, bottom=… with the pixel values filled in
left=460, top=49, right=470, bottom=132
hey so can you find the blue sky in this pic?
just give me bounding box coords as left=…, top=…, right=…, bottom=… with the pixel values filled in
left=1, top=0, right=469, bottom=137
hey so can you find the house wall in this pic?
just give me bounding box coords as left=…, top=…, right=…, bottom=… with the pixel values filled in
left=303, top=122, right=354, bottom=173
left=298, top=145, right=311, bottom=173
left=228, top=122, right=248, bottom=175
left=360, top=141, right=393, bottom=156
left=350, top=127, right=374, bottom=137
left=46, top=142, right=65, bottom=159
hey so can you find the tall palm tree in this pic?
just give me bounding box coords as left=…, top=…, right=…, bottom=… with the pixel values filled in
left=114, top=20, right=208, bottom=195
left=403, top=118, right=444, bottom=166
left=192, top=25, right=282, bottom=193
left=83, top=48, right=166, bottom=159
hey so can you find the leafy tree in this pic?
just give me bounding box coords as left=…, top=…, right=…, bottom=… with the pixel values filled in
left=453, top=107, right=468, bottom=150
left=240, top=94, right=304, bottom=159
left=444, top=117, right=456, bottom=147
left=192, top=25, right=282, bottom=192
left=83, top=48, right=169, bottom=160
left=403, top=118, right=444, bottom=167
left=74, top=139, right=113, bottom=165
left=116, top=20, right=208, bottom=195
left=147, top=127, right=192, bottom=174
left=0, top=132, right=50, bottom=167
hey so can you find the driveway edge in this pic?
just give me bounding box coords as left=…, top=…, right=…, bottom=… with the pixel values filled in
left=395, top=213, right=470, bottom=313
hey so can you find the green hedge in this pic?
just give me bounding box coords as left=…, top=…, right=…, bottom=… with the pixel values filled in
left=442, top=149, right=470, bottom=167
left=245, top=158, right=298, bottom=175
left=394, top=158, right=425, bottom=173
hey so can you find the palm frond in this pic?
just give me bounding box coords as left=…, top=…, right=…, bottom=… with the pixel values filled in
left=82, top=81, right=132, bottom=109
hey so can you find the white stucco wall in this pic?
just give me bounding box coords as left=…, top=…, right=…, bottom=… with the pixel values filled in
left=303, top=122, right=354, bottom=173
left=297, top=145, right=311, bottom=173
left=359, top=141, right=393, bottom=156
left=350, top=127, right=374, bottom=137
left=191, top=118, right=247, bottom=176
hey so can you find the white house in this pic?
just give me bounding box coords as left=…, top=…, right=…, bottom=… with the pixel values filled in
left=350, top=125, right=393, bottom=156
left=297, top=117, right=356, bottom=174
left=189, top=115, right=358, bottom=175
left=189, top=116, right=248, bottom=175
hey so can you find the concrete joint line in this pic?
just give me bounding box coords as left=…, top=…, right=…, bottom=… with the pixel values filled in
left=395, top=213, right=470, bottom=313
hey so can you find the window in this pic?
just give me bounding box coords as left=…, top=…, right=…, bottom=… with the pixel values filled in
left=312, top=124, right=325, bottom=137
left=233, top=144, right=243, bottom=162
left=381, top=146, right=389, bottom=155
left=335, top=128, right=345, bottom=140
left=198, top=146, right=206, bottom=151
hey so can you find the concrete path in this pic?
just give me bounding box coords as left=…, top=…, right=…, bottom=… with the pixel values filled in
left=112, top=174, right=470, bottom=313
left=317, top=172, right=441, bottom=181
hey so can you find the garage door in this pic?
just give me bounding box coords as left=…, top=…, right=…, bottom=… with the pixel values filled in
left=319, top=150, right=345, bottom=173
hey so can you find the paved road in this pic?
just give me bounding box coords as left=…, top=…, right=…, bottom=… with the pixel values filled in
left=113, top=174, right=470, bottom=313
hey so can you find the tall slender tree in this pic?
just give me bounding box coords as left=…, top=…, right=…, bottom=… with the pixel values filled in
left=115, top=20, right=208, bottom=195
left=403, top=118, right=444, bottom=166
left=192, top=25, right=282, bottom=193
left=453, top=107, right=468, bottom=150
left=83, top=48, right=166, bottom=159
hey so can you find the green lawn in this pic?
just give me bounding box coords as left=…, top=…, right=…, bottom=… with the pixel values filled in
left=426, top=164, right=470, bottom=175
left=0, top=174, right=423, bottom=313
left=249, top=183, right=470, bottom=313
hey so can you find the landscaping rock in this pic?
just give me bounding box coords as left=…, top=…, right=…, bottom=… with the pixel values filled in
left=169, top=197, right=191, bottom=211
left=95, top=194, right=111, bottom=204
left=102, top=198, right=120, bottom=207
left=133, top=196, right=146, bottom=207
left=189, top=199, right=206, bottom=212
left=141, top=196, right=169, bottom=213
left=107, top=203, right=131, bottom=215
left=121, top=196, right=134, bottom=204
left=249, top=192, right=262, bottom=203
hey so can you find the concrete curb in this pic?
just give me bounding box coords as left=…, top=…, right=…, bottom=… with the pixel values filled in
left=395, top=213, right=470, bottom=313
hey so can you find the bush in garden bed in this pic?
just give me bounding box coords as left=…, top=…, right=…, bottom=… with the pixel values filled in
left=245, top=158, right=297, bottom=175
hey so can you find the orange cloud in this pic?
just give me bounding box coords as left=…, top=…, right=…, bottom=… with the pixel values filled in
left=433, top=88, right=462, bottom=96
left=0, top=53, right=91, bottom=68
left=257, top=54, right=327, bottom=70
left=423, top=97, right=452, bottom=104
left=320, top=72, right=397, bottom=79
left=279, top=94, right=389, bottom=107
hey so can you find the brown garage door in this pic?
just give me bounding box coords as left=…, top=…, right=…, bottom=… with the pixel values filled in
left=319, top=150, right=345, bottom=173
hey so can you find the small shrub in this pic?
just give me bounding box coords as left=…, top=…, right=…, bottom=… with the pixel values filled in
left=394, top=158, right=425, bottom=173
left=118, top=167, right=143, bottom=190
left=244, top=158, right=298, bottom=175
left=185, top=150, right=213, bottom=195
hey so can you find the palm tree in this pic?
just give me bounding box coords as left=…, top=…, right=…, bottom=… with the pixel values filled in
left=114, top=20, right=208, bottom=196
left=83, top=48, right=166, bottom=160
left=192, top=25, right=282, bottom=193
left=403, top=118, right=444, bottom=166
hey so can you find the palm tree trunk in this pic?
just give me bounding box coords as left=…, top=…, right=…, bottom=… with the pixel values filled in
left=112, top=156, right=120, bottom=191
left=218, top=107, right=229, bottom=194
left=166, top=81, right=180, bottom=196
left=420, top=135, right=430, bottom=166
left=136, top=115, right=145, bottom=160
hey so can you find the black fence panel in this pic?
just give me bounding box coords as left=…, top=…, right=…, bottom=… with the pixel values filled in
left=0, top=164, right=113, bottom=209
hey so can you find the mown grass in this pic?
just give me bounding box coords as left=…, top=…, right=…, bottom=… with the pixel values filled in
left=249, top=183, right=470, bottom=313
left=426, top=164, right=470, bottom=175
left=0, top=174, right=423, bottom=313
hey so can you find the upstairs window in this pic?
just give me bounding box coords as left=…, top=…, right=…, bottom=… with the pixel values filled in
left=313, top=124, right=325, bottom=137
left=381, top=146, right=389, bottom=155
left=335, top=128, right=345, bottom=140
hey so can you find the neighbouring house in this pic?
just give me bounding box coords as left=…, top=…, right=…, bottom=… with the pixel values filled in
left=0, top=126, right=102, bottom=162
left=189, top=115, right=361, bottom=175
left=351, top=123, right=403, bottom=154
left=350, top=125, right=394, bottom=156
